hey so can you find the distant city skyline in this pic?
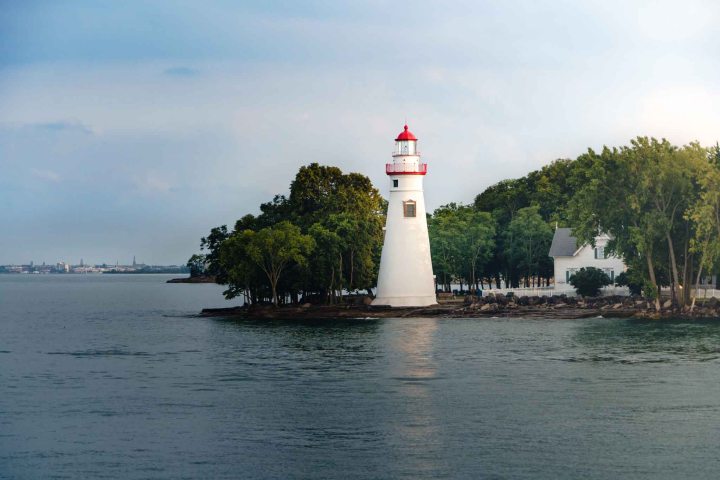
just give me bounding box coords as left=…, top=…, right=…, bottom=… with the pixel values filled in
left=1, top=257, right=155, bottom=267
left=2, top=1, right=720, bottom=264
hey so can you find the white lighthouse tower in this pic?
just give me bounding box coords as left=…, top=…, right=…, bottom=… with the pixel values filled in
left=373, top=125, right=437, bottom=307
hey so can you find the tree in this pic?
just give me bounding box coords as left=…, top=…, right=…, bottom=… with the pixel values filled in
left=428, top=206, right=463, bottom=291
left=569, top=267, right=611, bottom=297
left=473, top=159, right=577, bottom=288
left=505, top=206, right=553, bottom=287
left=428, top=204, right=496, bottom=292
left=462, top=210, right=496, bottom=291
left=186, top=254, right=206, bottom=278
left=687, top=165, right=720, bottom=311
left=200, top=163, right=384, bottom=305
left=239, top=221, right=314, bottom=306
left=568, top=138, right=707, bottom=310
left=615, top=271, right=642, bottom=296
left=200, top=225, right=230, bottom=283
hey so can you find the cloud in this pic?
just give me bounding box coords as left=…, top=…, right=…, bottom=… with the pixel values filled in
left=33, top=121, right=94, bottom=135
left=132, top=173, right=173, bottom=194
left=30, top=168, right=61, bottom=182
left=163, top=66, right=199, bottom=77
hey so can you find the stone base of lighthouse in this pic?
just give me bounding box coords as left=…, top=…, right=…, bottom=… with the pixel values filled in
left=372, top=175, right=437, bottom=308
left=372, top=294, right=437, bottom=308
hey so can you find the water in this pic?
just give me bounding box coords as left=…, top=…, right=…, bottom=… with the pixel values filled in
left=2, top=275, right=720, bottom=479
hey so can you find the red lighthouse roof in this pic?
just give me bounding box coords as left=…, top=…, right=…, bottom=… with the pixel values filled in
left=395, top=124, right=417, bottom=141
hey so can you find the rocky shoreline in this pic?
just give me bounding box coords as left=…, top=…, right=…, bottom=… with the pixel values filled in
left=167, top=275, right=216, bottom=284
left=201, top=294, right=720, bottom=320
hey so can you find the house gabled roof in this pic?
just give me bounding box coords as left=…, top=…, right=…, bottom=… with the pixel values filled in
left=549, top=227, right=580, bottom=257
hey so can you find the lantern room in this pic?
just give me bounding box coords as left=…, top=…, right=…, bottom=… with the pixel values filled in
left=394, top=125, right=418, bottom=156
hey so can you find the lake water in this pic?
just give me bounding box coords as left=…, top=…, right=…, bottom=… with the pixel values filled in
left=2, top=274, right=720, bottom=479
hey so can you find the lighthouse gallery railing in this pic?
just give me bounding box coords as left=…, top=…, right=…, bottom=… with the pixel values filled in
left=385, top=163, right=428, bottom=175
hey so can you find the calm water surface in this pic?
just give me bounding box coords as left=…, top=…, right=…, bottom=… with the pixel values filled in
left=2, top=275, right=720, bottom=479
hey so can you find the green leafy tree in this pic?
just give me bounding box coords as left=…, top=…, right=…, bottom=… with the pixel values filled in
left=569, top=267, right=611, bottom=297
left=186, top=254, right=206, bottom=278
left=200, top=163, right=384, bottom=305
left=505, top=206, right=553, bottom=287
left=240, top=221, right=314, bottom=306
left=687, top=165, right=720, bottom=310
left=428, top=207, right=463, bottom=291
left=200, top=225, right=230, bottom=282
left=615, top=271, right=642, bottom=296
left=568, top=137, right=707, bottom=310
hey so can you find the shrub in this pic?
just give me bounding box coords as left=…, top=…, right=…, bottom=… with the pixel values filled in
left=569, top=267, right=611, bottom=297
left=615, top=271, right=642, bottom=296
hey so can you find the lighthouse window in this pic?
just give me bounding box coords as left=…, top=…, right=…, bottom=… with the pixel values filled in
left=393, top=179, right=399, bottom=188
left=403, top=200, right=416, bottom=217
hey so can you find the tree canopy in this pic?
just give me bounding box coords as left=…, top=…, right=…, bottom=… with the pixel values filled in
left=191, top=138, right=719, bottom=310
left=195, top=163, right=385, bottom=305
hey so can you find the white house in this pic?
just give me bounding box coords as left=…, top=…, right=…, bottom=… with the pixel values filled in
left=549, top=228, right=626, bottom=287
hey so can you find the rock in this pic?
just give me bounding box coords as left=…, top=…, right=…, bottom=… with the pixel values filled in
left=301, top=303, right=312, bottom=309
left=480, top=304, right=492, bottom=311
left=362, top=296, right=373, bottom=306
left=663, top=299, right=672, bottom=309
left=613, top=303, right=623, bottom=309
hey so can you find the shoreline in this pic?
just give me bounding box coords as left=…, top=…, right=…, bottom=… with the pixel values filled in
left=167, top=275, right=216, bottom=283
left=201, top=295, right=720, bottom=320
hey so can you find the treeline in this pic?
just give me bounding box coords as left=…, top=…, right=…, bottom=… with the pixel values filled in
left=189, top=163, right=385, bottom=305
left=430, top=138, right=720, bottom=312
left=567, top=138, right=720, bottom=311
left=431, top=157, right=574, bottom=291
left=192, top=137, right=720, bottom=309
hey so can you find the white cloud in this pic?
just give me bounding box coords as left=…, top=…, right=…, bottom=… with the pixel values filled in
left=132, top=172, right=172, bottom=194
left=30, top=168, right=61, bottom=182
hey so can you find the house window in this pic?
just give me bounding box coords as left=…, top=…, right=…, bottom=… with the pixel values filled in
left=566, top=268, right=578, bottom=282
left=604, top=269, right=615, bottom=283
left=403, top=200, right=416, bottom=217
left=393, top=179, right=399, bottom=188
left=595, top=247, right=606, bottom=259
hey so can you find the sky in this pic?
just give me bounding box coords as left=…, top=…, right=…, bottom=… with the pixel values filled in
left=1, top=0, right=720, bottom=265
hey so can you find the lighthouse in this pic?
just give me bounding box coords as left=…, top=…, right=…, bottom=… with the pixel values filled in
left=373, top=125, right=437, bottom=307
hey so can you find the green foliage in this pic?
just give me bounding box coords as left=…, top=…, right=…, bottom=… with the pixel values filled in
left=198, top=163, right=384, bottom=305
left=186, top=254, right=206, bottom=278
left=200, top=225, right=229, bottom=282
left=614, top=271, right=642, bottom=296
left=569, top=267, right=611, bottom=297
left=642, top=281, right=659, bottom=300
left=193, top=138, right=720, bottom=308
left=473, top=159, right=576, bottom=288
left=428, top=204, right=495, bottom=291
left=567, top=137, right=710, bottom=309
left=505, top=206, right=553, bottom=287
